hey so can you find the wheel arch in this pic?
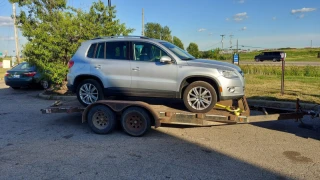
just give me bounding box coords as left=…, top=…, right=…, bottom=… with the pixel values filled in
left=179, top=76, right=221, bottom=101
left=74, top=74, right=104, bottom=90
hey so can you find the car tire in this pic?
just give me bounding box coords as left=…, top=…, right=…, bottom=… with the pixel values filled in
left=121, top=107, right=151, bottom=137
left=87, top=105, right=116, bottom=134
left=76, top=79, right=104, bottom=107
left=255, top=58, right=260, bottom=62
left=183, top=81, right=217, bottom=113
left=11, top=87, right=20, bottom=90
left=272, top=58, right=277, bottom=62
left=41, top=80, right=51, bottom=89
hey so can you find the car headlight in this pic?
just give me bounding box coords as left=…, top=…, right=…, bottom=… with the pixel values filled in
left=218, top=70, right=238, bottom=78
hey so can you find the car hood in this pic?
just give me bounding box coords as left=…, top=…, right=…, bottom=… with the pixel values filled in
left=186, top=59, right=242, bottom=72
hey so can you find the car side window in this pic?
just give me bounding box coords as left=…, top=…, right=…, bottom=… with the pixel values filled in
left=133, top=42, right=168, bottom=62
left=106, top=41, right=128, bottom=60
left=87, top=43, right=97, bottom=58
left=95, top=42, right=105, bottom=59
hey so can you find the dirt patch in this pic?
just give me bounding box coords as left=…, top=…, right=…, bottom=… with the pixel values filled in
left=43, top=81, right=75, bottom=96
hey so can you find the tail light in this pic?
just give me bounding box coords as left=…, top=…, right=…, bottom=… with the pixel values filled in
left=5, top=72, right=9, bottom=77
left=68, top=60, right=74, bottom=69
left=24, top=72, right=37, bottom=77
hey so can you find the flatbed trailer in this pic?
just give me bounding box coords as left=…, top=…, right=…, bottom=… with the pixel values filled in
left=41, top=97, right=319, bottom=137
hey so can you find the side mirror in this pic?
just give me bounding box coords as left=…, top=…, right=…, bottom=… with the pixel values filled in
left=160, top=56, right=172, bottom=64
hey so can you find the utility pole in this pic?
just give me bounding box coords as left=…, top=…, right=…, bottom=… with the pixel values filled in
left=220, top=35, right=225, bottom=49
left=229, top=35, right=233, bottom=49
left=108, top=0, right=111, bottom=7
left=311, top=40, right=312, bottom=48
left=142, top=8, right=144, bottom=36
left=12, top=3, right=20, bottom=64
left=236, top=39, right=239, bottom=53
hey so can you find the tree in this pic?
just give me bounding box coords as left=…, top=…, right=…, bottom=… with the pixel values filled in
left=173, top=36, right=184, bottom=50
left=187, top=43, right=200, bottom=58
left=10, top=0, right=134, bottom=85
left=144, top=22, right=172, bottom=42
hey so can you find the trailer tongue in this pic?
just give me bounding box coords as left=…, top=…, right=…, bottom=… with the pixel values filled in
left=41, top=97, right=319, bottom=136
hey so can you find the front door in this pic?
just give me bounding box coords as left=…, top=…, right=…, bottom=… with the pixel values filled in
left=130, top=41, right=178, bottom=97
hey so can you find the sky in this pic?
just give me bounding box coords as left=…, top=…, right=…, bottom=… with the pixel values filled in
left=0, top=0, right=319, bottom=56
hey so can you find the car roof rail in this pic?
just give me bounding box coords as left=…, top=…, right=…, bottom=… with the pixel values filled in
left=91, top=36, right=149, bottom=40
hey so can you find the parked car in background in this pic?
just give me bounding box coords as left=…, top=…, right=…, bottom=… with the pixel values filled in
left=67, top=36, right=245, bottom=113
left=4, top=62, right=50, bottom=90
left=254, top=51, right=285, bottom=62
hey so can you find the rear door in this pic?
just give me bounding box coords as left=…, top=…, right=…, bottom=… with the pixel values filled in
left=90, top=41, right=131, bottom=92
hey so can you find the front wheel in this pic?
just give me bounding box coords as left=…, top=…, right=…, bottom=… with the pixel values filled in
left=183, top=81, right=217, bottom=113
left=76, top=79, right=104, bottom=107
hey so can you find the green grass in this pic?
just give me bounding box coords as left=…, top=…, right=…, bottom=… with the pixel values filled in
left=240, top=65, right=320, bottom=77
left=238, top=48, right=320, bottom=61
left=245, top=74, right=320, bottom=104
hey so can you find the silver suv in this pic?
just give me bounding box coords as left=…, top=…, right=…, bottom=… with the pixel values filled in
left=67, top=36, right=245, bottom=113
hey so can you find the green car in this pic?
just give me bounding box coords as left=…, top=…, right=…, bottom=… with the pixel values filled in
left=4, top=62, right=50, bottom=89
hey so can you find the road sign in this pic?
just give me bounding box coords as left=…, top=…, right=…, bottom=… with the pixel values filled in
left=233, top=53, right=239, bottom=65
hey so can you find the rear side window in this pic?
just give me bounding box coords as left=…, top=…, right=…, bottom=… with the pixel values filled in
left=95, top=42, right=105, bottom=59
left=106, top=42, right=128, bottom=60
left=87, top=43, right=97, bottom=58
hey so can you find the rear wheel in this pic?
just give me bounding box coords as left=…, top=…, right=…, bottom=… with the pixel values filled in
left=76, top=79, right=104, bottom=107
left=121, top=107, right=151, bottom=137
left=87, top=105, right=116, bottom=134
left=272, top=58, right=277, bottom=62
left=41, top=80, right=51, bottom=89
left=183, top=81, right=217, bottom=113
left=255, top=58, right=260, bottom=62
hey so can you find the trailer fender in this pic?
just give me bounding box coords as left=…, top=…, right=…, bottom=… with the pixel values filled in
left=82, top=100, right=161, bottom=128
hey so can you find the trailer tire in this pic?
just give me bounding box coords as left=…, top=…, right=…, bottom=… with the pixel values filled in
left=87, top=105, right=116, bottom=134
left=121, top=107, right=151, bottom=137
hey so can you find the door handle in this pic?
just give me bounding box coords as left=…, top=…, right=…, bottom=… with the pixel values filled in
left=95, top=65, right=101, bottom=69
left=132, top=67, right=140, bottom=71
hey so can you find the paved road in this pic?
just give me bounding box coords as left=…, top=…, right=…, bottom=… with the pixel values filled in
left=0, top=80, right=319, bottom=179
left=241, top=61, right=320, bottom=66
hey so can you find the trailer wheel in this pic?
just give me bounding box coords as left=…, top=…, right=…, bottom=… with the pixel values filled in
left=121, top=107, right=151, bottom=137
left=87, top=105, right=116, bottom=134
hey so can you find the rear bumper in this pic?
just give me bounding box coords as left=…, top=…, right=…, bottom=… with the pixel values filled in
left=4, top=77, right=35, bottom=87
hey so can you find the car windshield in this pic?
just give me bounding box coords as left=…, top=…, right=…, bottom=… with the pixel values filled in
left=160, top=42, right=195, bottom=60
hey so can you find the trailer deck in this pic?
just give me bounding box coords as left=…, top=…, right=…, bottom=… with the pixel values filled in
left=41, top=97, right=319, bottom=136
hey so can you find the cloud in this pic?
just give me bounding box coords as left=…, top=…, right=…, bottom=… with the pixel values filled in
left=233, top=12, right=248, bottom=21
left=198, top=28, right=206, bottom=32
left=226, top=18, right=230, bottom=21
left=0, top=36, right=14, bottom=41
left=241, top=27, right=247, bottom=31
left=272, top=17, right=277, bottom=20
left=0, top=16, right=13, bottom=26
left=291, top=7, right=316, bottom=14
left=298, top=14, right=305, bottom=19
left=237, top=0, right=245, bottom=3
left=208, top=32, right=213, bottom=36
